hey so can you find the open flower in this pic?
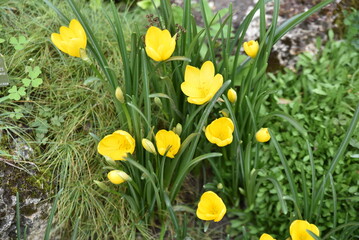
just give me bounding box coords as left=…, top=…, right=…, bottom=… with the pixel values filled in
left=290, top=220, right=320, bottom=240
left=145, top=26, right=176, bottom=61
left=107, top=170, right=131, bottom=184
left=181, top=61, right=223, bottom=105
left=51, top=19, right=87, bottom=58
left=196, top=191, right=226, bottom=222
left=155, top=130, right=181, bottom=158
left=97, top=130, right=135, bottom=161
left=255, top=128, right=271, bottom=143
left=260, top=233, right=276, bottom=240
left=205, top=117, right=234, bottom=147
left=243, top=40, right=259, bottom=58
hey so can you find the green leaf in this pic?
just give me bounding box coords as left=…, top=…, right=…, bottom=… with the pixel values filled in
left=27, top=66, right=42, bottom=79
left=0, top=38, right=5, bottom=43
left=51, top=115, right=65, bottom=127
left=8, top=86, right=26, bottom=100
left=18, top=87, right=26, bottom=96
left=22, top=78, right=31, bottom=87
left=312, top=88, right=327, bottom=95
left=18, top=36, right=27, bottom=44
left=9, top=37, right=18, bottom=44
left=31, top=78, right=43, bottom=87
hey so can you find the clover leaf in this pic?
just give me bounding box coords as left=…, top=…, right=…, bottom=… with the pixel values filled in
left=9, top=36, right=28, bottom=50
left=8, top=86, right=26, bottom=100
left=9, top=108, right=24, bottom=120
left=23, top=66, right=43, bottom=87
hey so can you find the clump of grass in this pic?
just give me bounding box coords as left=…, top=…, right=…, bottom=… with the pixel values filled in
left=1, top=0, right=151, bottom=239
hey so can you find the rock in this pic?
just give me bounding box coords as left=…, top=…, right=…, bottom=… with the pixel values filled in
left=171, top=0, right=346, bottom=71
left=0, top=160, right=50, bottom=240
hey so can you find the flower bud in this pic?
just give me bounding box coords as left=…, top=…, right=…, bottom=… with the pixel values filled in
left=243, top=40, right=259, bottom=58
left=217, top=183, right=223, bottom=190
left=142, top=138, right=157, bottom=155
left=154, top=97, right=162, bottom=108
left=227, top=88, right=237, bottom=103
left=219, top=109, right=229, bottom=118
left=80, top=48, right=91, bottom=63
left=115, top=87, right=125, bottom=103
left=174, top=123, right=182, bottom=136
left=255, top=128, right=271, bottom=142
left=107, top=170, right=131, bottom=184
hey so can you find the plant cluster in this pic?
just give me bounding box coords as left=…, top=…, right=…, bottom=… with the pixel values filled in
left=1, top=0, right=358, bottom=239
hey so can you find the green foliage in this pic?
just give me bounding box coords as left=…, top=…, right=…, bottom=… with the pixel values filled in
left=244, top=31, right=359, bottom=238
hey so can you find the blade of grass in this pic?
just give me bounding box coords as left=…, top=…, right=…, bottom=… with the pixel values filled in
left=44, top=188, right=63, bottom=240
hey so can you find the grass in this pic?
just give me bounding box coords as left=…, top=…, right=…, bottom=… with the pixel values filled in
left=1, top=0, right=152, bottom=239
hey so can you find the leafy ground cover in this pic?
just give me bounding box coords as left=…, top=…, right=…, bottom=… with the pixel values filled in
left=0, top=0, right=358, bottom=239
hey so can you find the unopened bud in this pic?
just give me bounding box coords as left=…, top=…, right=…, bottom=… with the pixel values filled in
left=217, top=183, right=223, bottom=189
left=154, top=97, right=162, bottom=108
left=219, top=109, right=229, bottom=118
left=115, top=87, right=125, bottom=103
left=94, top=180, right=111, bottom=191
left=80, top=48, right=91, bottom=63
left=174, top=123, right=182, bottom=136
left=255, top=128, right=271, bottom=143
left=142, top=138, right=157, bottom=155
left=107, top=170, right=131, bottom=184
left=227, top=88, right=237, bottom=103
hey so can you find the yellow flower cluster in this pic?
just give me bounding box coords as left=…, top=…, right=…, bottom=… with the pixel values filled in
left=261, top=220, right=320, bottom=240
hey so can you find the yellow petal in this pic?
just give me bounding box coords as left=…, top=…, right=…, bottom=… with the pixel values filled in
left=160, top=36, right=176, bottom=61
left=184, top=65, right=201, bottom=85
left=51, top=33, right=68, bottom=55
left=180, top=82, right=203, bottom=98
left=145, top=26, right=162, bottom=49
left=69, top=19, right=87, bottom=48
left=260, top=233, right=276, bottom=240
left=200, top=61, right=215, bottom=84
left=145, top=46, right=162, bottom=62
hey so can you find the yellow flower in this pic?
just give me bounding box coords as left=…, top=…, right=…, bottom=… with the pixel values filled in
left=227, top=88, right=237, bottom=103
left=243, top=40, right=259, bottom=58
left=290, top=220, right=320, bottom=240
left=155, top=130, right=181, bottom=158
left=107, top=170, right=131, bottom=184
left=196, top=191, right=226, bottom=222
left=255, top=128, right=271, bottom=143
left=205, top=117, right=234, bottom=147
left=51, top=19, right=87, bottom=58
left=145, top=26, right=176, bottom=61
left=97, top=130, right=135, bottom=160
left=181, top=61, right=223, bottom=105
left=142, top=138, right=157, bottom=155
left=260, top=233, right=276, bottom=240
